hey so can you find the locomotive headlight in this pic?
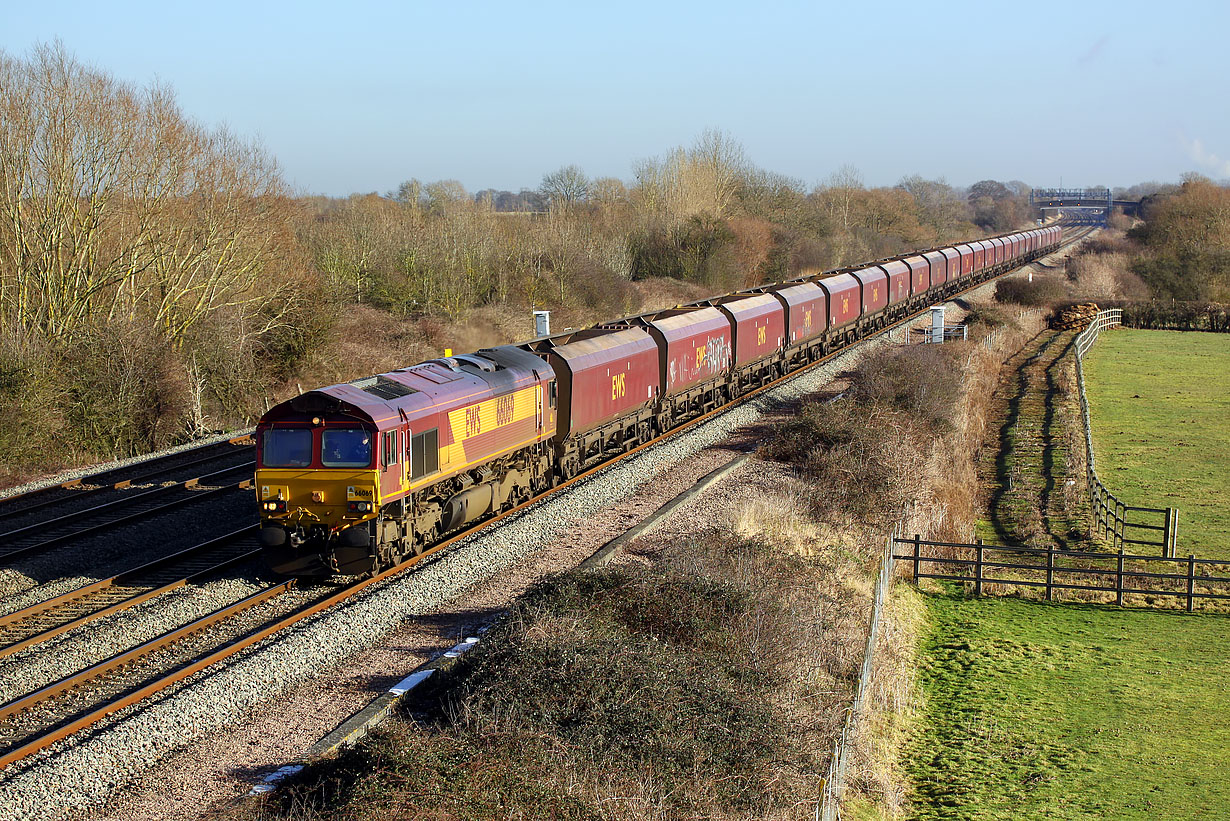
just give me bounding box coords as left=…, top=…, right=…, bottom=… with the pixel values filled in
left=348, top=501, right=372, bottom=513
left=263, top=500, right=287, bottom=513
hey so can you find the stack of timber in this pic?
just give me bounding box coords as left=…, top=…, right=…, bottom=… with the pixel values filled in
left=1053, top=303, right=1100, bottom=331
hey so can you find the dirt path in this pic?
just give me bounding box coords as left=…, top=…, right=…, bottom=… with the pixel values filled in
left=982, top=328, right=1093, bottom=548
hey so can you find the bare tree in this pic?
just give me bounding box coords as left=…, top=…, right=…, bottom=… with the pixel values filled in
left=688, top=128, right=746, bottom=217
left=539, top=164, right=590, bottom=210
left=589, top=176, right=628, bottom=208
left=897, top=175, right=968, bottom=240
left=631, top=131, right=749, bottom=225
left=0, top=42, right=291, bottom=347
left=816, top=164, right=864, bottom=230
left=424, top=179, right=468, bottom=217
left=394, top=178, right=423, bottom=208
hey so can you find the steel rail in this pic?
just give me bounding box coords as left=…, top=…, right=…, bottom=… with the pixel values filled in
left=0, top=527, right=260, bottom=661
left=0, top=446, right=255, bottom=525
left=0, top=227, right=1089, bottom=771
left=0, top=474, right=254, bottom=565
left=0, top=581, right=297, bottom=769
left=0, top=463, right=252, bottom=542
left=0, top=434, right=253, bottom=514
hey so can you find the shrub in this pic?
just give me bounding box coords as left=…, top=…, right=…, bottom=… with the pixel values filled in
left=250, top=536, right=834, bottom=820
left=1102, top=300, right=1230, bottom=332
left=995, top=277, right=1067, bottom=306
left=760, top=400, right=928, bottom=525
left=628, top=212, right=737, bottom=286
left=962, top=303, right=1012, bottom=330
left=849, top=344, right=964, bottom=432
left=60, top=322, right=189, bottom=455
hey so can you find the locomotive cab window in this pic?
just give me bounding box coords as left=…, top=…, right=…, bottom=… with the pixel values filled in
left=548, top=379, right=557, bottom=409
left=322, top=428, right=372, bottom=468
left=262, top=428, right=313, bottom=468
left=381, top=431, right=398, bottom=467
left=410, top=428, right=439, bottom=480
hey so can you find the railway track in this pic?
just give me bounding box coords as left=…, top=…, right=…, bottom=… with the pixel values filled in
left=0, top=465, right=254, bottom=566
left=0, top=227, right=1092, bottom=773
left=0, top=578, right=302, bottom=769
left=0, top=527, right=259, bottom=662
left=0, top=436, right=254, bottom=522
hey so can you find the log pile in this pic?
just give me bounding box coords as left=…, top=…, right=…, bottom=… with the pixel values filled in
left=1053, top=303, right=1099, bottom=330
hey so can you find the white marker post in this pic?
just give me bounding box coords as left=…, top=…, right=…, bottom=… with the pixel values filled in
left=534, top=310, right=550, bottom=337
left=930, top=305, right=946, bottom=343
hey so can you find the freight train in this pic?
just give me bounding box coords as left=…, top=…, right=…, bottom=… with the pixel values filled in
left=255, top=226, right=1062, bottom=575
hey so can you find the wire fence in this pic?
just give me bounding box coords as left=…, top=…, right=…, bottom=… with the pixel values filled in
left=819, top=524, right=896, bottom=820
left=978, top=308, right=1044, bottom=351
left=1073, top=309, right=1178, bottom=556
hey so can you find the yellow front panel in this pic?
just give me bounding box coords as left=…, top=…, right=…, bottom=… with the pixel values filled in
left=256, top=468, right=380, bottom=531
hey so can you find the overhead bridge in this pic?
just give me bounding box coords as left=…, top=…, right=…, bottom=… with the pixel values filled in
left=1030, top=188, right=1140, bottom=224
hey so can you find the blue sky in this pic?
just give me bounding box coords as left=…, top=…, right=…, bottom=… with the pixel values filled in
left=3, top=0, right=1227, bottom=196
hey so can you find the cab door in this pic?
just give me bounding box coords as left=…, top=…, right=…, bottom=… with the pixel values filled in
left=379, top=429, right=401, bottom=501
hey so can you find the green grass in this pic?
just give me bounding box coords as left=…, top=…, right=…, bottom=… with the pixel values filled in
left=1082, top=329, right=1230, bottom=559
left=907, top=593, right=1230, bottom=819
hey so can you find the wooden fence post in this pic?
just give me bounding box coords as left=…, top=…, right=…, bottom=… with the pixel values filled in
left=1169, top=510, right=1179, bottom=560
left=975, top=539, right=984, bottom=597
left=1187, top=555, right=1196, bottom=613
left=1046, top=544, right=1054, bottom=601
left=913, top=534, right=921, bottom=581
left=1162, top=510, right=1172, bottom=559
left=1116, top=552, right=1124, bottom=607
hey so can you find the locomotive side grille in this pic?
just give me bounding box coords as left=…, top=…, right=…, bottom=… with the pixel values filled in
left=352, top=376, right=417, bottom=400
left=411, top=429, right=439, bottom=479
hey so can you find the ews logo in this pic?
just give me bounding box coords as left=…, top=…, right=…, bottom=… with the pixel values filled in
left=757, top=326, right=767, bottom=346
left=465, top=406, right=482, bottom=438
left=611, top=372, right=626, bottom=401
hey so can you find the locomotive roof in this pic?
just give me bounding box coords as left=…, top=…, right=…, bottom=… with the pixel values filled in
left=262, top=345, right=549, bottom=428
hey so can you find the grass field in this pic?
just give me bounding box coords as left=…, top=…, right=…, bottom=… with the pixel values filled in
left=907, top=592, right=1230, bottom=819
left=1082, top=329, right=1230, bottom=559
